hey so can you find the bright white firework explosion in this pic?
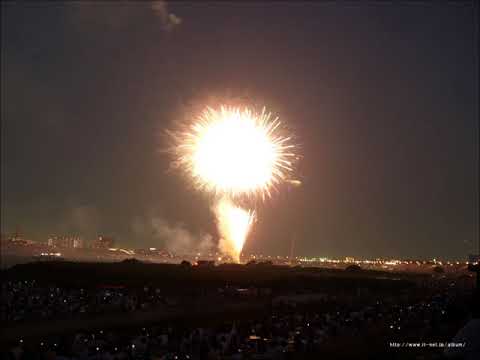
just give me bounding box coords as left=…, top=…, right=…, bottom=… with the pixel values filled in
left=170, top=105, right=297, bottom=262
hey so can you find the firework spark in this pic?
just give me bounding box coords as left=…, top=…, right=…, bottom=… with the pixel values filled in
left=170, top=105, right=298, bottom=262
left=214, top=197, right=255, bottom=263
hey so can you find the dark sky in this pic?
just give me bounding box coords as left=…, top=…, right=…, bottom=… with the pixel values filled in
left=1, top=1, right=478, bottom=260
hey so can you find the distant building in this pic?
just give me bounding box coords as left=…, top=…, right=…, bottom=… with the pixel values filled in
left=9, top=239, right=35, bottom=246
left=6, top=229, right=34, bottom=245
left=73, top=237, right=84, bottom=248
left=93, top=236, right=115, bottom=249
left=48, top=235, right=84, bottom=248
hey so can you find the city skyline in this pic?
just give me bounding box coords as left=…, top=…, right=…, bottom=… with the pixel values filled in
left=2, top=229, right=477, bottom=263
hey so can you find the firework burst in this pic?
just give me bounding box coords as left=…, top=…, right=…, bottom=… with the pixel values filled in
left=169, top=105, right=298, bottom=262
left=172, top=106, right=296, bottom=200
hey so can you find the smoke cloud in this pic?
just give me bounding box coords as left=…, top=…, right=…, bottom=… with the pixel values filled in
left=151, top=0, right=182, bottom=31
left=61, top=205, right=100, bottom=239
left=67, top=1, right=181, bottom=33
left=132, top=216, right=214, bottom=255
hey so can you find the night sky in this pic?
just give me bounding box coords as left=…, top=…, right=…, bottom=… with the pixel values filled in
left=1, top=2, right=478, bottom=260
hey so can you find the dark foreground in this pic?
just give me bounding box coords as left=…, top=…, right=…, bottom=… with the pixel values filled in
left=1, top=260, right=477, bottom=359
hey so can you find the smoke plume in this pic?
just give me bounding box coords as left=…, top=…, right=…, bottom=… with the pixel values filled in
left=151, top=0, right=182, bottom=31
left=60, top=205, right=100, bottom=239
left=67, top=1, right=181, bottom=33
left=132, top=216, right=214, bottom=255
